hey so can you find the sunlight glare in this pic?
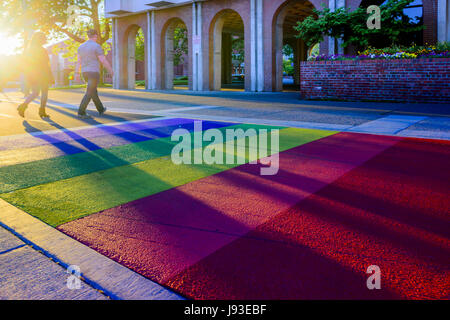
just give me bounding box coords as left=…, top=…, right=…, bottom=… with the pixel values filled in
left=0, top=33, right=23, bottom=56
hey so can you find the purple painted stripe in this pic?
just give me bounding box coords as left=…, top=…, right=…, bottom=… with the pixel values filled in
left=0, top=118, right=192, bottom=151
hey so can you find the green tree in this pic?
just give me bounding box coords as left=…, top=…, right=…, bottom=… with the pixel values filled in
left=0, top=0, right=111, bottom=83
left=135, top=28, right=145, bottom=62
left=232, top=36, right=244, bottom=64
left=294, top=0, right=423, bottom=50
left=282, top=44, right=294, bottom=57
left=173, top=27, right=188, bottom=66
left=283, top=59, right=294, bottom=76
left=0, top=0, right=110, bottom=45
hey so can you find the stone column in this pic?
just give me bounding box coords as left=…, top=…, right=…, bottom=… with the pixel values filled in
left=328, top=0, right=336, bottom=55
left=192, top=1, right=203, bottom=91
left=438, top=0, right=450, bottom=42
left=328, top=0, right=345, bottom=55
left=250, top=0, right=264, bottom=91
left=146, top=11, right=152, bottom=90
left=112, top=18, right=120, bottom=89
left=150, top=11, right=157, bottom=90
left=192, top=3, right=197, bottom=91
left=336, top=0, right=345, bottom=54
left=256, top=0, right=264, bottom=92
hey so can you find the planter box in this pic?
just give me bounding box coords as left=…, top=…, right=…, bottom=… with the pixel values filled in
left=300, top=58, right=450, bottom=103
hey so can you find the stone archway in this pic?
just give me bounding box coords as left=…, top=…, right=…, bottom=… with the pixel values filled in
left=161, top=18, right=188, bottom=90
left=272, top=0, right=316, bottom=92
left=124, top=24, right=145, bottom=90
left=209, top=9, right=245, bottom=91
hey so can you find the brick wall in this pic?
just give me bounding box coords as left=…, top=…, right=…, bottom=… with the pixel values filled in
left=300, top=58, right=450, bottom=103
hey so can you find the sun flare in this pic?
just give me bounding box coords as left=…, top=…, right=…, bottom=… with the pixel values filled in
left=0, top=33, right=23, bottom=56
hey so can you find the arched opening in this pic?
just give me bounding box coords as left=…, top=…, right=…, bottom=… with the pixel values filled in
left=125, top=24, right=146, bottom=90
left=273, top=0, right=315, bottom=92
left=162, top=18, right=189, bottom=90
left=209, top=9, right=245, bottom=91
left=282, top=44, right=295, bottom=88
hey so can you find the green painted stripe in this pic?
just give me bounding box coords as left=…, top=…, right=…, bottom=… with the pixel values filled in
left=1, top=128, right=337, bottom=227
left=0, top=124, right=283, bottom=194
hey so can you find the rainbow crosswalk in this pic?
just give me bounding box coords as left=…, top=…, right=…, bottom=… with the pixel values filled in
left=0, top=116, right=449, bottom=300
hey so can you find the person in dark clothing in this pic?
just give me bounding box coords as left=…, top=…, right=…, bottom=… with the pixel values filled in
left=76, top=29, right=113, bottom=119
left=17, top=32, right=54, bottom=118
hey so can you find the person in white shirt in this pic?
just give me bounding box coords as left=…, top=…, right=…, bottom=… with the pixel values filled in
left=76, top=29, right=113, bottom=119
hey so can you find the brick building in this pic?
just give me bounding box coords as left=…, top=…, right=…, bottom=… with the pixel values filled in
left=105, top=0, right=448, bottom=92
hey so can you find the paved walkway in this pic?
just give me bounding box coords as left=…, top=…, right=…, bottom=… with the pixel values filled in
left=0, top=197, right=185, bottom=300
left=0, top=224, right=107, bottom=300
left=1, top=88, right=449, bottom=139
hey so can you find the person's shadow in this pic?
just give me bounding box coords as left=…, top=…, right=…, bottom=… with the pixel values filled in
left=22, top=120, right=97, bottom=154
left=44, top=99, right=130, bottom=124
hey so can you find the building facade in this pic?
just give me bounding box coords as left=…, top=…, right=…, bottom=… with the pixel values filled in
left=105, top=0, right=447, bottom=92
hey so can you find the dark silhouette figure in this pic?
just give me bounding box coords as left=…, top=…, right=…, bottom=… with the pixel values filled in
left=17, top=32, right=54, bottom=119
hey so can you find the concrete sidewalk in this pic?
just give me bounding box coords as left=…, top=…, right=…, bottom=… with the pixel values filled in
left=0, top=225, right=108, bottom=300
left=0, top=199, right=184, bottom=300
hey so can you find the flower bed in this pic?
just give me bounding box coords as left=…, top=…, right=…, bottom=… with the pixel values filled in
left=310, top=51, right=450, bottom=61
left=308, top=43, right=450, bottom=61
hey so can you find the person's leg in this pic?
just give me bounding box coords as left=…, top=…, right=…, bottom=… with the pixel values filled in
left=18, top=83, right=39, bottom=117
left=23, top=82, right=30, bottom=97
left=39, top=83, right=49, bottom=118
left=88, top=73, right=105, bottom=113
left=23, top=84, right=39, bottom=105
left=92, top=88, right=106, bottom=114
left=78, top=73, right=95, bottom=116
left=21, top=74, right=30, bottom=97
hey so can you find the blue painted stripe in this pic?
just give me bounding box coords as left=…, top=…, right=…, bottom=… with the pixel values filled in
left=0, top=120, right=236, bottom=167
left=0, top=118, right=191, bottom=151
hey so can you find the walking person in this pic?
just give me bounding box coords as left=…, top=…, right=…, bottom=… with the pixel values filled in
left=76, top=29, right=113, bottom=119
left=17, top=32, right=54, bottom=118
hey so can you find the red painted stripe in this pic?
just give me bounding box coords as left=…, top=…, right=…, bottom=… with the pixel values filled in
left=58, top=132, right=400, bottom=288
left=165, top=138, right=450, bottom=300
